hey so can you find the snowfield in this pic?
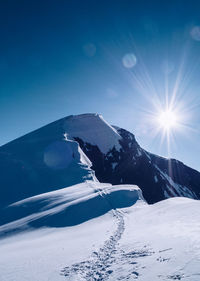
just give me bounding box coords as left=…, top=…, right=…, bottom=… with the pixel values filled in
left=1, top=182, right=200, bottom=281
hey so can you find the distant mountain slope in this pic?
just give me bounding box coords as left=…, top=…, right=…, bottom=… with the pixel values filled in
left=0, top=113, right=200, bottom=206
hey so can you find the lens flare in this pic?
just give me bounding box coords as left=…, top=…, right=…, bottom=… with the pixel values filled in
left=157, top=109, right=178, bottom=131
left=122, top=53, right=137, bottom=68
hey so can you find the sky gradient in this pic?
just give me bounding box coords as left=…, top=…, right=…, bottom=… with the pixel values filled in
left=1, top=0, right=200, bottom=171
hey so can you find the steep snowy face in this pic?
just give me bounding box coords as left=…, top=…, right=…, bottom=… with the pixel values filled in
left=75, top=125, right=200, bottom=204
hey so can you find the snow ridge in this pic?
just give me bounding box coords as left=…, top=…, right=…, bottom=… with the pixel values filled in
left=63, top=114, right=121, bottom=154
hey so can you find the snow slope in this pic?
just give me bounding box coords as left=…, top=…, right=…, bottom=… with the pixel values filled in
left=0, top=181, right=144, bottom=281
left=1, top=190, right=200, bottom=281
left=0, top=181, right=143, bottom=236
left=61, top=197, right=200, bottom=281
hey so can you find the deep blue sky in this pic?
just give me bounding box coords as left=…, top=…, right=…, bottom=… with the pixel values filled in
left=1, top=0, right=200, bottom=170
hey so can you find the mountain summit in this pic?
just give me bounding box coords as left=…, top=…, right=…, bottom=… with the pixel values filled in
left=0, top=113, right=200, bottom=207
left=1, top=113, right=200, bottom=281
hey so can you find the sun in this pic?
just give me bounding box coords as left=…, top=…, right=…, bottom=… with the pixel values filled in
left=157, top=109, right=178, bottom=131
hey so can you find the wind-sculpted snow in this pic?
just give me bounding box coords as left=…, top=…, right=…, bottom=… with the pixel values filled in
left=0, top=182, right=143, bottom=237
left=1, top=193, right=200, bottom=280
left=0, top=127, right=95, bottom=208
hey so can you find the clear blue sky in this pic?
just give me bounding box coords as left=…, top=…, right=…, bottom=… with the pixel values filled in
left=1, top=0, right=200, bottom=171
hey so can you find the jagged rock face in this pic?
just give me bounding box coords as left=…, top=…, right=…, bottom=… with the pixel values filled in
left=74, top=127, right=200, bottom=204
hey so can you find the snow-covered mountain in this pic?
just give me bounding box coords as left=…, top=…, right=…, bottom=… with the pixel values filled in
left=75, top=119, right=200, bottom=203
left=1, top=113, right=200, bottom=281
left=1, top=113, right=199, bottom=207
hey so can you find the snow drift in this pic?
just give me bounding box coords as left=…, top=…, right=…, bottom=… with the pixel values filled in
left=0, top=182, right=143, bottom=237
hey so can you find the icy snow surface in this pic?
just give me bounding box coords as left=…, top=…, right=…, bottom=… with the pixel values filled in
left=1, top=181, right=200, bottom=281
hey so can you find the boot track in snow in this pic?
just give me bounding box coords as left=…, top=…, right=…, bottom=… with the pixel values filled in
left=61, top=209, right=125, bottom=281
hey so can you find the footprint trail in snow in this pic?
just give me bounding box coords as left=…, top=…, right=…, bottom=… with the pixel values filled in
left=61, top=210, right=125, bottom=281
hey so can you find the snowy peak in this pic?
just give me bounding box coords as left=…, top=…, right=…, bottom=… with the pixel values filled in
left=63, top=113, right=121, bottom=154
left=1, top=112, right=200, bottom=207
left=0, top=113, right=121, bottom=208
